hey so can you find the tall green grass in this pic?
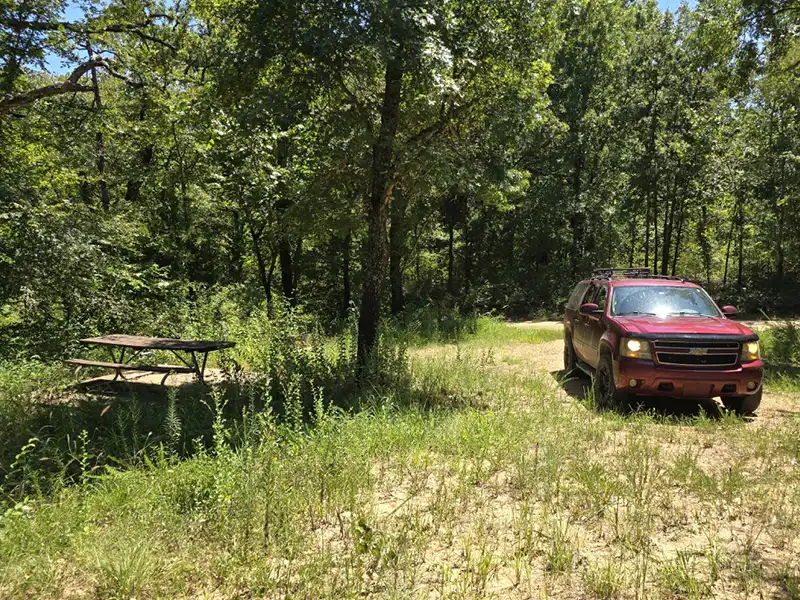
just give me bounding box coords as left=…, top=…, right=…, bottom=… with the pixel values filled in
left=758, top=319, right=800, bottom=392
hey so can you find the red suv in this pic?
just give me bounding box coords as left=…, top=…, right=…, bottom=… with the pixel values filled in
left=563, top=268, right=763, bottom=414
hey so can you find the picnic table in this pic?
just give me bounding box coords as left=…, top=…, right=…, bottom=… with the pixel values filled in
left=66, top=334, right=236, bottom=385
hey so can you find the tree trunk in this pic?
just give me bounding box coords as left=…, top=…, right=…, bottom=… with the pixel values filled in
left=447, top=211, right=456, bottom=296
left=737, top=200, right=744, bottom=291
left=125, top=99, right=151, bottom=203
left=569, top=150, right=584, bottom=277
left=661, top=189, right=675, bottom=276
left=671, top=196, right=684, bottom=276
left=356, top=25, right=404, bottom=366
left=775, top=206, right=785, bottom=288
left=293, top=238, right=302, bottom=301
left=87, top=44, right=109, bottom=211
left=389, top=185, right=408, bottom=314
left=244, top=206, right=272, bottom=306
left=652, top=197, right=658, bottom=275
left=644, top=196, right=651, bottom=270
left=342, top=232, right=351, bottom=319
left=700, top=204, right=712, bottom=286
left=643, top=98, right=658, bottom=272
left=629, top=214, right=636, bottom=268
left=230, top=209, right=244, bottom=282
left=279, top=237, right=295, bottom=306
left=463, top=200, right=472, bottom=298
left=79, top=173, right=91, bottom=204
left=723, top=216, right=734, bottom=291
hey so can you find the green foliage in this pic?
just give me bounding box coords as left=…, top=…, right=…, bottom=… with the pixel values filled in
left=761, top=320, right=800, bottom=367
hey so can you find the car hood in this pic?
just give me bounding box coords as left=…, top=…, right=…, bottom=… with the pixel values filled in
left=614, top=315, right=756, bottom=338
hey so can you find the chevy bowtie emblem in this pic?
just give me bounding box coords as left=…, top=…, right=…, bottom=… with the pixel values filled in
left=689, top=348, right=708, bottom=356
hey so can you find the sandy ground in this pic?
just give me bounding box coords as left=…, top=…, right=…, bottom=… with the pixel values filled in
left=74, top=367, right=227, bottom=387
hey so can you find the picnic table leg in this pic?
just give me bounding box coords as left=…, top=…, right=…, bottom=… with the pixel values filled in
left=199, top=352, right=209, bottom=384
left=189, top=351, right=206, bottom=385
left=107, top=347, right=121, bottom=381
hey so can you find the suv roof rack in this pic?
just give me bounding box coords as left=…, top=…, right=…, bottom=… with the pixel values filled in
left=592, top=267, right=685, bottom=281
left=593, top=267, right=651, bottom=279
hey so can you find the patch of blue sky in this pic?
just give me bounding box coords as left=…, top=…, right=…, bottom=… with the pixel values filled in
left=658, top=0, right=696, bottom=13
left=43, top=1, right=84, bottom=74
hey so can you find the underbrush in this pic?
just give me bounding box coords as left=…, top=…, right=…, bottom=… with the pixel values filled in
left=385, top=305, right=562, bottom=348
left=759, top=319, right=800, bottom=392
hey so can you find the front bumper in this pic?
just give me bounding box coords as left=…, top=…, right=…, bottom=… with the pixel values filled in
left=615, top=357, right=764, bottom=398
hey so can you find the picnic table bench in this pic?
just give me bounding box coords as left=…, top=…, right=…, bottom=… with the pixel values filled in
left=66, top=334, right=235, bottom=385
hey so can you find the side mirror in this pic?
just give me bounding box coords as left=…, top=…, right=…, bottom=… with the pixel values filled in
left=580, top=302, right=600, bottom=315
left=721, top=305, right=738, bottom=316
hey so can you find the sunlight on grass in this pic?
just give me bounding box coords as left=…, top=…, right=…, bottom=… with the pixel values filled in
left=467, top=318, right=563, bottom=346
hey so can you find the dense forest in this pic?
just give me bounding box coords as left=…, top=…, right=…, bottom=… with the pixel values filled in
left=1, top=0, right=799, bottom=361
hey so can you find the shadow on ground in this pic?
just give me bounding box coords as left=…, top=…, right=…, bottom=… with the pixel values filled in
left=550, top=369, right=725, bottom=419
left=3, top=363, right=486, bottom=493
left=0, top=374, right=260, bottom=490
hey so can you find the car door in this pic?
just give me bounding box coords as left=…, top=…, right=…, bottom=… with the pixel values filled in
left=573, top=283, right=597, bottom=362
left=584, top=284, right=608, bottom=368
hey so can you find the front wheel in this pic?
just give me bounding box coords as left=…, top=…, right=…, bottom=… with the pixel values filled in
left=564, top=334, right=577, bottom=375
left=593, top=353, right=629, bottom=412
left=722, top=388, right=762, bottom=416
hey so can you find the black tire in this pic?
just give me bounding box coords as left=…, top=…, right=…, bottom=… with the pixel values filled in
left=593, top=353, right=628, bottom=412
left=722, top=388, right=762, bottom=416
left=564, top=334, right=577, bottom=375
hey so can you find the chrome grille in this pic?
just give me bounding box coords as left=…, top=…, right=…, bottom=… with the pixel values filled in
left=653, top=340, right=740, bottom=367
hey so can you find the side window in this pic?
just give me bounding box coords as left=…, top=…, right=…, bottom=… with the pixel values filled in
left=595, top=286, right=608, bottom=312
left=582, top=284, right=597, bottom=306
left=567, top=282, right=588, bottom=310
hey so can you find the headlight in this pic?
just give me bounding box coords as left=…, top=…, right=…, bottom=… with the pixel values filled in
left=740, top=341, right=760, bottom=363
left=621, top=338, right=652, bottom=359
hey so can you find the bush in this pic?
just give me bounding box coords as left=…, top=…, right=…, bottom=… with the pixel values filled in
left=760, top=319, right=800, bottom=367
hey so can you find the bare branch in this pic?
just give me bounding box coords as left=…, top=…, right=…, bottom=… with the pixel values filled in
left=0, top=57, right=142, bottom=115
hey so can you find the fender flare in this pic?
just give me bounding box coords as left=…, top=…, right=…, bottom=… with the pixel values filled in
left=598, top=339, right=615, bottom=359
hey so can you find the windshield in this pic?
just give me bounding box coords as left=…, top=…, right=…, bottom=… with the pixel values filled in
left=610, top=286, right=721, bottom=317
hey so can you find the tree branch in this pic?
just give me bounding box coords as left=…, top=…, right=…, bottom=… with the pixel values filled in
left=0, top=57, right=142, bottom=114
left=2, top=15, right=177, bottom=53
left=2, top=14, right=170, bottom=33
left=405, top=98, right=479, bottom=145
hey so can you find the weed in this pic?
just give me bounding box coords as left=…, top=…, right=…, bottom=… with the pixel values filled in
left=93, top=541, right=158, bottom=599
left=545, top=518, right=576, bottom=576
left=657, top=551, right=710, bottom=599
left=583, top=559, right=626, bottom=599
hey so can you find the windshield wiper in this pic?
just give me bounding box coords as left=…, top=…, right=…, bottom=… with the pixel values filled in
left=618, top=311, right=658, bottom=316
left=668, top=312, right=713, bottom=317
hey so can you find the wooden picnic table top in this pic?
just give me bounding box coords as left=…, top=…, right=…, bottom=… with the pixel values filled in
left=80, top=334, right=235, bottom=353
